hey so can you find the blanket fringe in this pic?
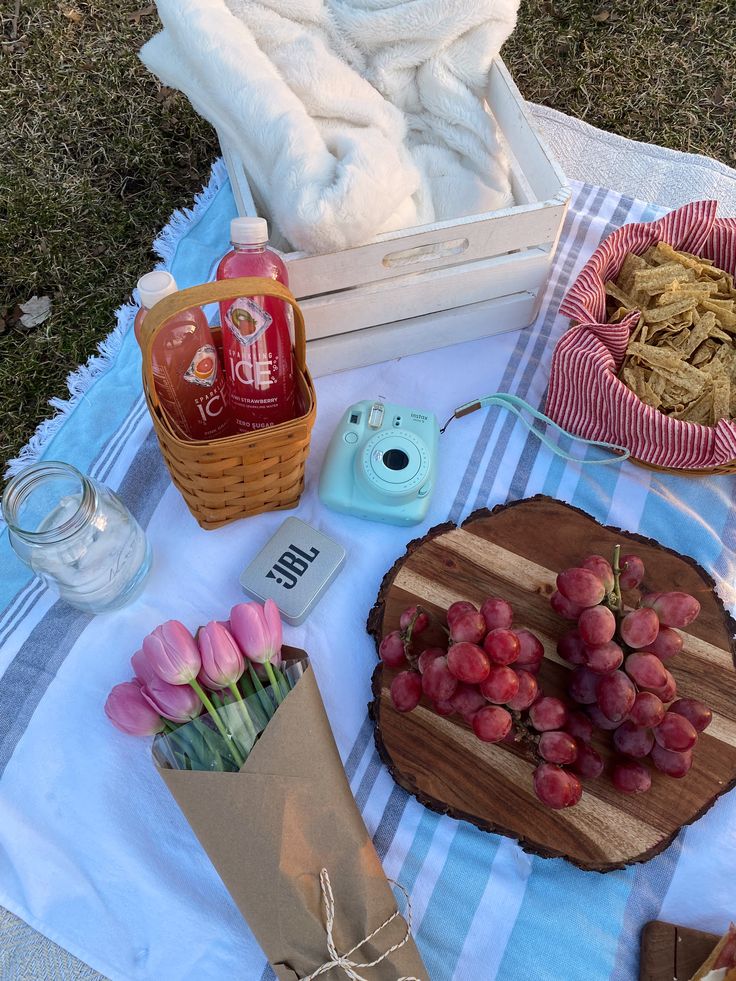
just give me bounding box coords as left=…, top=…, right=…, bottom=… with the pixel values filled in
left=3, top=157, right=228, bottom=482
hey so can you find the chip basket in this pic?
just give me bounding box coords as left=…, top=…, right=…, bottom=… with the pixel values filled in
left=139, top=277, right=317, bottom=530
left=546, top=200, right=736, bottom=475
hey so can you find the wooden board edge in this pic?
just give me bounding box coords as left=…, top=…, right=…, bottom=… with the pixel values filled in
left=366, top=494, right=736, bottom=873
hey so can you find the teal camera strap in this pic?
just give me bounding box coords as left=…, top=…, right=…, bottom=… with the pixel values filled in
left=441, top=393, right=630, bottom=466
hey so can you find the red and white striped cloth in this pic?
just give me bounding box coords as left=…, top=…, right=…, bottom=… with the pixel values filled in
left=546, top=200, right=736, bottom=469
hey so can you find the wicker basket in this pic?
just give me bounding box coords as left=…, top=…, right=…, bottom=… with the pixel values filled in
left=140, top=277, right=316, bottom=530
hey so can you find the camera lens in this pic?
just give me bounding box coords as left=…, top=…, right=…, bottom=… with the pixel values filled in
left=382, top=448, right=409, bottom=471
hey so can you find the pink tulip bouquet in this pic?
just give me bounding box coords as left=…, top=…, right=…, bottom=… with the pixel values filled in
left=105, top=600, right=303, bottom=771
left=103, top=599, right=427, bottom=978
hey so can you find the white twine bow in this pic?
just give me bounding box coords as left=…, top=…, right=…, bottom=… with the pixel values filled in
left=301, top=868, right=422, bottom=981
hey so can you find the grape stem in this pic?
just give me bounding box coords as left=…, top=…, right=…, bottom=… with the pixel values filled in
left=401, top=607, right=426, bottom=669
left=611, top=544, right=624, bottom=615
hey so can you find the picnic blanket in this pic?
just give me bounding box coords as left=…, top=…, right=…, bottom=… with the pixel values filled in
left=1, top=171, right=736, bottom=981
left=140, top=0, right=518, bottom=253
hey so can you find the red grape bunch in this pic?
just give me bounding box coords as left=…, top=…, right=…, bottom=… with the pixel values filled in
left=555, top=546, right=711, bottom=796
left=381, top=598, right=588, bottom=809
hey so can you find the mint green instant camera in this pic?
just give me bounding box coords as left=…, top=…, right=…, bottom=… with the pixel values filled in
left=318, top=400, right=439, bottom=526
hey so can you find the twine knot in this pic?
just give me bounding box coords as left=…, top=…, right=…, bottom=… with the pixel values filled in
left=301, top=869, right=421, bottom=981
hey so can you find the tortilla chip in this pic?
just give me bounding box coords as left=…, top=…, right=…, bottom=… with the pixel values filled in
left=609, top=241, right=736, bottom=423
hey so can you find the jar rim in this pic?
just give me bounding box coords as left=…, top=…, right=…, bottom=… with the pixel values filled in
left=2, top=461, right=96, bottom=543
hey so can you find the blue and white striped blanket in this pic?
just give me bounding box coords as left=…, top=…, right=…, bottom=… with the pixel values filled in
left=1, top=172, right=734, bottom=981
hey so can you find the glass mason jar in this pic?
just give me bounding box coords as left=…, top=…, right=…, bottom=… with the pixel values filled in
left=2, top=462, right=152, bottom=614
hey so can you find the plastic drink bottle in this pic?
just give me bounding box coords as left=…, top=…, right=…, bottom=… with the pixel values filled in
left=215, top=217, right=296, bottom=432
left=134, top=270, right=230, bottom=441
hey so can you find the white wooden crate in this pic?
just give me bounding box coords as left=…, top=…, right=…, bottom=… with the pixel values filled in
left=219, top=58, right=569, bottom=376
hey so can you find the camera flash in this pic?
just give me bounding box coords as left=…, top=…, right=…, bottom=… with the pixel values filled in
left=368, top=403, right=385, bottom=428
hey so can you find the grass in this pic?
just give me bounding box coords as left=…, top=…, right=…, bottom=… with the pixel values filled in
left=1, top=0, right=734, bottom=475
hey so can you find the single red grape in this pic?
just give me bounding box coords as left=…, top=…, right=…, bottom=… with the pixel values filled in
left=556, top=567, right=606, bottom=607
left=399, top=605, right=430, bottom=634
left=597, top=670, right=636, bottom=722
left=514, top=629, right=544, bottom=673
left=529, top=696, right=568, bottom=732
left=568, top=666, right=600, bottom=705
left=578, top=605, right=616, bottom=647
left=472, top=705, right=513, bottom=743
left=533, top=764, right=582, bottom=808
left=643, top=591, right=700, bottom=628
left=650, top=670, right=677, bottom=704
left=480, top=597, right=513, bottom=631
left=625, top=652, right=668, bottom=690
left=483, top=628, right=520, bottom=666
left=447, top=642, right=490, bottom=684
left=648, top=626, right=683, bottom=661
left=446, top=601, right=477, bottom=626
left=506, top=670, right=538, bottom=710
left=433, top=698, right=455, bottom=717
left=418, top=647, right=446, bottom=674
left=390, top=672, right=422, bottom=712
left=379, top=631, right=406, bottom=668
left=612, top=760, right=652, bottom=794
left=653, top=712, right=698, bottom=752
left=669, top=698, right=712, bottom=733
left=581, top=554, right=614, bottom=591
left=619, top=554, right=645, bottom=590
left=620, top=608, right=659, bottom=649
left=564, top=710, right=594, bottom=743
left=479, top=665, right=520, bottom=704
left=421, top=657, right=458, bottom=702
left=613, top=720, right=654, bottom=758
left=450, top=611, right=487, bottom=645
left=629, top=691, right=666, bottom=728
left=586, top=704, right=623, bottom=731
left=585, top=640, right=624, bottom=674
left=650, top=742, right=693, bottom=778
left=572, top=741, right=604, bottom=779
left=450, top=683, right=487, bottom=721
left=550, top=590, right=585, bottom=620
left=558, top=629, right=587, bottom=666
left=538, top=730, right=578, bottom=764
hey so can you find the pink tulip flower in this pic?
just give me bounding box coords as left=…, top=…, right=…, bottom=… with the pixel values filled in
left=142, top=675, right=202, bottom=723
left=142, top=620, right=201, bottom=685
left=105, top=681, right=165, bottom=736
left=230, top=600, right=282, bottom=667
left=197, top=622, right=244, bottom=689
left=131, top=648, right=157, bottom=687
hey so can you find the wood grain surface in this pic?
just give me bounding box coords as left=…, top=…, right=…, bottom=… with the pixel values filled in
left=367, top=496, right=736, bottom=871
left=640, top=920, right=719, bottom=981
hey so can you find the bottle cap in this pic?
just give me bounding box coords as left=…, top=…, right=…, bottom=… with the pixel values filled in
left=137, top=270, right=177, bottom=310
left=230, top=216, right=268, bottom=245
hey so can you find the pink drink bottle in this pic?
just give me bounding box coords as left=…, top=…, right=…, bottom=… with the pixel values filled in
left=216, top=217, right=296, bottom=432
left=134, top=270, right=230, bottom=441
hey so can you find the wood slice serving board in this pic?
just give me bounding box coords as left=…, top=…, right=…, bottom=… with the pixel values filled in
left=367, top=496, right=736, bottom=872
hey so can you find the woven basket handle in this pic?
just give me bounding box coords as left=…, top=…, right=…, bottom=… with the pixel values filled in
left=138, top=277, right=307, bottom=411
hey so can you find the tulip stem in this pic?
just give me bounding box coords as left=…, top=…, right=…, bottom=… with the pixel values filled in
left=264, top=660, right=283, bottom=705
left=227, top=681, right=259, bottom=745
left=189, top=678, right=245, bottom=768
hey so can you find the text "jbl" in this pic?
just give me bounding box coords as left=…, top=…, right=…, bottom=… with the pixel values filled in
left=266, top=543, right=320, bottom=589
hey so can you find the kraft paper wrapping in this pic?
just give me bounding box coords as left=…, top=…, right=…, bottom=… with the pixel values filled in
left=157, top=656, right=427, bottom=980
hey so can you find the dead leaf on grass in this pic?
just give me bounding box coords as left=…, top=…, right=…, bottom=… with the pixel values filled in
left=18, top=295, right=52, bottom=329
left=128, top=4, right=156, bottom=24
left=61, top=5, right=84, bottom=24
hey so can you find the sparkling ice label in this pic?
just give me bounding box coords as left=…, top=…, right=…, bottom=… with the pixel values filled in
left=225, top=297, right=273, bottom=347
left=183, top=344, right=219, bottom=388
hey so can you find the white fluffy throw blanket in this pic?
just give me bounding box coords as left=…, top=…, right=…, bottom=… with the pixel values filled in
left=141, top=0, right=520, bottom=254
